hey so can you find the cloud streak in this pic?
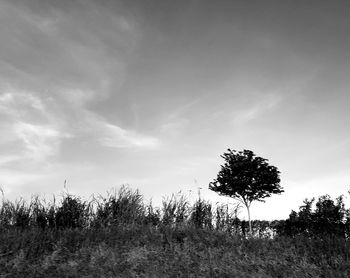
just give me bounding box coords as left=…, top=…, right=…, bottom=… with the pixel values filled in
left=99, top=123, right=160, bottom=149
left=13, top=121, right=67, bottom=161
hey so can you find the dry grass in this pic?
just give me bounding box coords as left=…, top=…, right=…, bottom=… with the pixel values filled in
left=0, top=186, right=349, bottom=277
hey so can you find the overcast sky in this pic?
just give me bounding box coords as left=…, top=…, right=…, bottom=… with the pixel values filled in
left=1, top=0, right=350, bottom=220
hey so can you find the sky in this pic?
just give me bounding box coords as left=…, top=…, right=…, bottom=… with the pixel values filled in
left=1, top=0, right=350, bottom=220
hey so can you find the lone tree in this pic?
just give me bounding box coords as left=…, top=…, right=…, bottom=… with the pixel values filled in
left=209, top=149, right=283, bottom=234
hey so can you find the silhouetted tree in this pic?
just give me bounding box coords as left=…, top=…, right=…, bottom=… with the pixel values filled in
left=279, top=194, right=349, bottom=238
left=297, top=198, right=314, bottom=236
left=209, top=149, right=283, bottom=234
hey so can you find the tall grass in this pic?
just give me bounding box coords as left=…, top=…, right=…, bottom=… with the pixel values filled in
left=0, top=186, right=276, bottom=235
left=0, top=186, right=350, bottom=277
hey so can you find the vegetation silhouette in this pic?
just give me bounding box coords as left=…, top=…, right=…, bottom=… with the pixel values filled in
left=1, top=150, right=350, bottom=277
left=0, top=186, right=350, bottom=276
left=209, top=149, right=283, bottom=234
left=277, top=194, right=350, bottom=238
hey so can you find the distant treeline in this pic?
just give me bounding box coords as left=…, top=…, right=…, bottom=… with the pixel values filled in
left=1, top=186, right=349, bottom=239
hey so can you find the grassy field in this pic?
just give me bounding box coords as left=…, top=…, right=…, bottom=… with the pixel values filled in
left=0, top=187, right=349, bottom=277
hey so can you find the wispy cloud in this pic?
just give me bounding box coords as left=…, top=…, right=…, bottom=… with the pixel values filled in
left=98, top=122, right=160, bottom=149
left=13, top=121, right=68, bottom=161
left=0, top=88, right=72, bottom=162
left=232, top=93, right=282, bottom=125
left=0, top=155, right=21, bottom=166
left=0, top=90, right=45, bottom=119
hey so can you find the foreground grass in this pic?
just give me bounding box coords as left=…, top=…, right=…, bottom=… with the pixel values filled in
left=1, top=225, right=349, bottom=277
left=1, top=187, right=350, bottom=277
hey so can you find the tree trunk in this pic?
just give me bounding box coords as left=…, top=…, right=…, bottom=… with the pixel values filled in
left=246, top=204, right=252, bottom=235
left=242, top=199, right=252, bottom=236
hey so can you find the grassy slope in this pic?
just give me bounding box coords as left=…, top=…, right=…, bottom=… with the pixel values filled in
left=0, top=187, right=349, bottom=277
left=0, top=226, right=349, bottom=277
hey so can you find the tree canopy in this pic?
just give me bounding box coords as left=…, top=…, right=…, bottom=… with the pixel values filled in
left=209, top=149, right=283, bottom=234
left=278, top=195, right=349, bottom=237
